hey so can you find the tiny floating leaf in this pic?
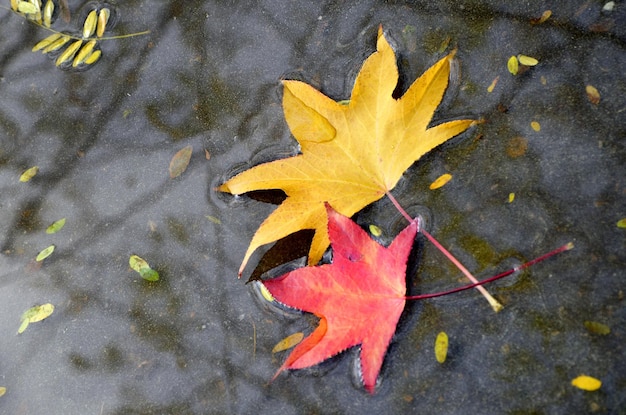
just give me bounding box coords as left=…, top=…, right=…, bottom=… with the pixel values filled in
left=19, top=166, right=39, bottom=182
left=205, top=215, right=221, bottom=225
left=369, top=224, right=382, bottom=237
left=84, top=49, right=102, bottom=65
left=0, top=386, right=5, bottom=397
left=586, top=85, right=600, bottom=105
left=429, top=173, right=452, bottom=190
left=97, top=8, right=110, bottom=38
left=129, top=254, right=159, bottom=281
left=617, top=218, right=626, bottom=228
left=83, top=10, right=98, bottom=39
left=507, top=56, right=519, bottom=75
left=487, top=76, right=499, bottom=93
left=257, top=282, right=274, bottom=302
left=272, top=332, right=304, bottom=353
left=43, top=0, right=54, bottom=27
left=46, top=218, right=66, bottom=234
left=508, top=192, right=515, bottom=203
left=571, top=375, right=601, bottom=391
left=531, top=10, right=552, bottom=25
left=17, top=1, right=38, bottom=14
left=73, top=40, right=97, bottom=67
left=435, top=331, right=448, bottom=363
left=584, top=321, right=610, bottom=335
left=32, top=33, right=62, bottom=52
left=169, top=145, right=193, bottom=178
left=518, top=55, right=539, bottom=66
left=530, top=121, right=541, bottom=132
left=55, top=40, right=83, bottom=66
left=42, top=34, right=71, bottom=53
left=18, top=303, right=55, bottom=334
left=36, top=245, right=55, bottom=261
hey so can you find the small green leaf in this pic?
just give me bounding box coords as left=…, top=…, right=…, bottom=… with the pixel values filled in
left=36, top=245, right=55, bottom=261
left=129, top=254, right=159, bottom=281
left=0, top=386, right=6, bottom=397
left=19, top=166, right=39, bottom=182
left=18, top=303, right=55, bottom=334
left=46, top=218, right=66, bottom=234
left=507, top=55, right=519, bottom=75
left=617, top=218, right=626, bottom=228
left=368, top=224, right=382, bottom=237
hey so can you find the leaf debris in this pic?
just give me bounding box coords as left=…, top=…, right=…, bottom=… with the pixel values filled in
left=18, top=303, right=55, bottom=334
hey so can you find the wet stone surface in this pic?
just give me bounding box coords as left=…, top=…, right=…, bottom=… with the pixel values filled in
left=0, top=1, right=625, bottom=414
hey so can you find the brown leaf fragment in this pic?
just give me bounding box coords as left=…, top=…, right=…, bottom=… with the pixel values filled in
left=585, top=85, right=600, bottom=105
left=169, top=145, right=193, bottom=178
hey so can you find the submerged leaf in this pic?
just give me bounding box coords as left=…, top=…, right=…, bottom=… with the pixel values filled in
left=46, top=218, right=66, bottom=234
left=36, top=245, right=55, bottom=261
left=18, top=303, right=55, bottom=334
left=435, top=331, right=448, bottom=363
left=129, top=254, right=159, bottom=281
left=571, top=375, right=601, bottom=391
left=584, top=321, right=610, bottom=335
left=272, top=332, right=304, bottom=353
left=169, top=145, right=193, bottom=178
left=19, top=166, right=39, bottom=182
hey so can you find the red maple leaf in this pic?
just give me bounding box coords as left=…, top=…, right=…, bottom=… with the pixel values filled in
left=263, top=203, right=418, bottom=394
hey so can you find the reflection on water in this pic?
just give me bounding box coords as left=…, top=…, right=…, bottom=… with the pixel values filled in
left=0, top=1, right=624, bottom=413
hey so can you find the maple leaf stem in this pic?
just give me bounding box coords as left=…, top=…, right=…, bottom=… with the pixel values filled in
left=385, top=191, right=503, bottom=311
left=405, top=242, right=574, bottom=301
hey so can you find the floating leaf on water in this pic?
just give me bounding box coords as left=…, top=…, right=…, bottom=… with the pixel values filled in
left=129, top=254, right=159, bottom=281
left=369, top=224, right=382, bottom=237
left=46, top=218, right=66, bottom=234
left=36, top=244, right=55, bottom=261
left=272, top=332, right=304, bottom=353
left=17, top=1, right=38, bottom=14
left=83, top=9, right=97, bottom=38
left=571, top=375, right=601, bottom=391
left=530, top=121, right=541, bottom=131
left=19, top=166, right=39, bottom=182
left=84, top=49, right=101, bottom=65
left=487, top=76, right=499, bottom=93
left=97, top=8, right=110, bottom=37
left=33, top=33, right=62, bottom=52
left=18, top=303, right=54, bottom=334
left=42, top=34, right=71, bottom=53
left=43, top=0, right=54, bottom=27
left=169, top=145, right=193, bottom=178
left=55, top=39, right=83, bottom=66
left=435, top=331, right=448, bottom=363
left=531, top=10, right=552, bottom=24
left=603, top=1, right=615, bottom=12
left=617, top=218, right=626, bottom=228
left=11, top=0, right=19, bottom=11
left=205, top=215, right=221, bottom=225
left=585, top=85, right=600, bottom=105
left=204, top=148, right=211, bottom=160
left=72, top=40, right=97, bottom=67
left=507, top=56, right=519, bottom=75
left=584, top=321, right=610, bottom=335
left=518, top=55, right=539, bottom=66
left=508, top=192, right=515, bottom=203
left=429, top=173, right=452, bottom=190
left=0, top=386, right=5, bottom=397
left=257, top=282, right=274, bottom=302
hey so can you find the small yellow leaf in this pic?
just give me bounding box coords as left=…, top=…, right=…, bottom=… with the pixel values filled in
left=18, top=303, right=55, bottom=334
left=530, top=121, right=541, bottom=131
left=507, top=56, right=519, bottom=75
left=487, top=76, right=499, bottom=93
left=129, top=255, right=159, bottom=281
left=586, top=85, right=600, bottom=105
left=83, top=10, right=98, bottom=38
left=435, top=331, right=448, bottom=363
left=0, top=386, right=6, bottom=397
left=429, top=173, right=452, bottom=190
left=46, top=218, right=66, bottom=234
left=169, top=145, right=193, bottom=178
left=20, top=166, right=39, bottom=182
left=571, top=375, right=601, bottom=391
left=42, top=34, right=71, bottom=53
left=617, top=218, right=626, bottom=228
left=84, top=49, right=102, bottom=65
left=584, top=321, right=610, bottom=335
left=272, top=332, right=304, bottom=353
left=36, top=245, right=55, bottom=261
left=532, top=10, right=552, bottom=24
left=518, top=55, right=539, bottom=66
left=55, top=40, right=83, bottom=66
left=369, top=224, right=382, bottom=237
left=17, top=1, right=38, bottom=14
left=73, top=40, right=97, bottom=67
left=43, top=0, right=54, bottom=27
left=508, top=192, right=515, bottom=203
left=32, top=33, right=62, bottom=52
left=97, top=8, right=110, bottom=38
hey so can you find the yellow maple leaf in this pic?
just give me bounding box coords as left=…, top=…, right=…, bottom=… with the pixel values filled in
left=219, top=27, right=475, bottom=274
